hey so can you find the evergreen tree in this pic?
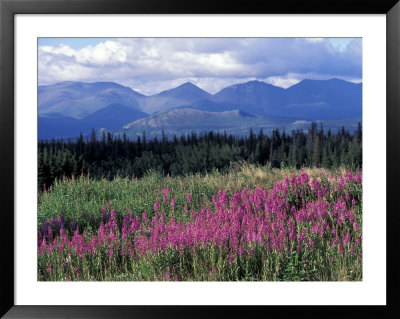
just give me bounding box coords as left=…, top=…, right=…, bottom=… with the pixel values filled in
left=312, top=135, right=321, bottom=167
left=37, top=122, right=362, bottom=190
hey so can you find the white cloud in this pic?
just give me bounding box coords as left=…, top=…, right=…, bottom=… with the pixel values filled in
left=264, top=74, right=302, bottom=88
left=305, top=38, right=324, bottom=43
left=38, top=38, right=362, bottom=95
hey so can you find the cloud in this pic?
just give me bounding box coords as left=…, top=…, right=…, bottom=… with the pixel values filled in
left=38, top=38, right=362, bottom=95
left=304, top=38, right=324, bottom=43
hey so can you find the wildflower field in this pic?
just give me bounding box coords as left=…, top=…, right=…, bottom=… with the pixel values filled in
left=38, top=165, right=362, bottom=281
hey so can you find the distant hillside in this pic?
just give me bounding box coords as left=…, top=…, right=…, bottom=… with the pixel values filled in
left=116, top=108, right=361, bottom=139
left=283, top=78, right=362, bottom=119
left=212, top=80, right=287, bottom=115
left=39, top=81, right=144, bottom=119
left=39, top=103, right=148, bottom=140
left=118, top=108, right=283, bottom=138
left=38, top=116, right=81, bottom=140
left=81, top=104, right=148, bottom=130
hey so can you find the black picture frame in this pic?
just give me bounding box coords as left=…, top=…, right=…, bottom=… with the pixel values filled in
left=1, top=0, right=399, bottom=318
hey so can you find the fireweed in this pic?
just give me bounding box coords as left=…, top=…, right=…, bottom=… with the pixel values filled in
left=38, top=171, right=362, bottom=281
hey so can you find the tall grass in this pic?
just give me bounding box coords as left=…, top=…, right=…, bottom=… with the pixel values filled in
left=38, top=165, right=362, bottom=281
left=38, top=164, right=293, bottom=229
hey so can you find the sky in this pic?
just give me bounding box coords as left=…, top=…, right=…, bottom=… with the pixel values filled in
left=38, top=37, right=362, bottom=95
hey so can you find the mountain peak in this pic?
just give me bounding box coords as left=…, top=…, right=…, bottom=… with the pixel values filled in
left=225, top=80, right=279, bottom=91
left=291, top=78, right=357, bottom=88
left=154, top=81, right=211, bottom=97
left=327, top=78, right=347, bottom=82
left=246, top=80, right=266, bottom=85
left=177, top=81, right=198, bottom=88
left=172, top=82, right=209, bottom=93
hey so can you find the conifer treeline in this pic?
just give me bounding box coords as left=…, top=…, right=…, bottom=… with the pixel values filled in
left=38, top=122, right=362, bottom=191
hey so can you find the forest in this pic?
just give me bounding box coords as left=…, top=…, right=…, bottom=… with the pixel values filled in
left=38, top=122, right=362, bottom=191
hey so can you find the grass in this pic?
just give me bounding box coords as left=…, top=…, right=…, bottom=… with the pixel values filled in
left=38, top=164, right=362, bottom=281
left=40, top=164, right=277, bottom=228
left=39, top=163, right=345, bottom=230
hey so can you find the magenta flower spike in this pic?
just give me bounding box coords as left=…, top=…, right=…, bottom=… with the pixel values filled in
left=154, top=200, right=160, bottom=213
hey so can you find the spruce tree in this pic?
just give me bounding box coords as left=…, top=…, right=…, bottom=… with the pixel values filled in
left=312, top=135, right=321, bottom=167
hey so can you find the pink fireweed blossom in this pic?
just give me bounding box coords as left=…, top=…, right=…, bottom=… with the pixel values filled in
left=87, top=235, right=98, bottom=256
left=110, top=210, right=118, bottom=228
left=337, top=178, right=345, bottom=192
left=39, top=238, right=47, bottom=256
left=228, top=252, right=234, bottom=266
left=300, top=173, right=309, bottom=185
left=141, top=211, right=148, bottom=224
left=308, top=237, right=314, bottom=249
left=47, top=238, right=58, bottom=254
left=47, top=226, right=53, bottom=241
left=186, top=193, right=191, bottom=203
left=162, top=188, right=170, bottom=202
left=154, top=200, right=160, bottom=213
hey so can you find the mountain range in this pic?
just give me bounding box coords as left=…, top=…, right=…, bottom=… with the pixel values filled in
left=38, top=78, right=362, bottom=140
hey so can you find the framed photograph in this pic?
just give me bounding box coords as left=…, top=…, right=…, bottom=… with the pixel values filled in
left=1, top=0, right=399, bottom=318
